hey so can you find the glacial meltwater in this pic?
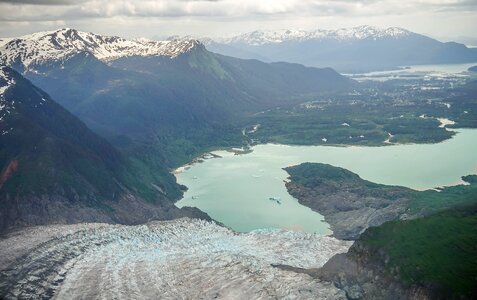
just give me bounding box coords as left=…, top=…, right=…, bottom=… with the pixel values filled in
left=175, top=129, right=477, bottom=234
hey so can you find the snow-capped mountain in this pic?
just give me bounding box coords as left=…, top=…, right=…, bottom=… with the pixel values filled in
left=220, top=25, right=411, bottom=46
left=205, top=25, right=477, bottom=72
left=0, top=28, right=200, bottom=70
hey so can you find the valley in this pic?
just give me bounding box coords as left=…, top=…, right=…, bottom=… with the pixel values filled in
left=1, top=24, right=477, bottom=299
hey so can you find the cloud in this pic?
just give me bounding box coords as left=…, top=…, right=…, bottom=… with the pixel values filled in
left=1, top=0, right=476, bottom=22
left=0, top=0, right=475, bottom=40
left=0, top=0, right=78, bottom=5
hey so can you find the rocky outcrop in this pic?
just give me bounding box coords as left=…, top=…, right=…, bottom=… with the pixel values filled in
left=284, top=163, right=414, bottom=240
left=286, top=181, right=410, bottom=240
left=275, top=242, right=436, bottom=299
left=310, top=251, right=434, bottom=300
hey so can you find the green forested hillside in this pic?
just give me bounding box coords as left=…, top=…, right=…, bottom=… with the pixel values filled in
left=355, top=205, right=477, bottom=298
left=0, top=67, right=201, bottom=231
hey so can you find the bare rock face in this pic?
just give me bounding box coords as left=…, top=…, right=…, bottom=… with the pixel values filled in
left=0, top=218, right=352, bottom=299
left=286, top=182, right=410, bottom=240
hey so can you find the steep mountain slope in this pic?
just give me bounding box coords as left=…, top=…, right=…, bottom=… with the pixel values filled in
left=214, top=54, right=354, bottom=103
left=0, top=66, right=206, bottom=232
left=205, top=25, right=477, bottom=72
left=0, top=29, right=355, bottom=166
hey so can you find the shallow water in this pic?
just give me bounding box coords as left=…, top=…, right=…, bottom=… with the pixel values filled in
left=175, top=129, right=477, bottom=233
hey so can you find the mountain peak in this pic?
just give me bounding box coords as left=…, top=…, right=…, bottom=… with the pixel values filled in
left=0, top=28, right=202, bottom=71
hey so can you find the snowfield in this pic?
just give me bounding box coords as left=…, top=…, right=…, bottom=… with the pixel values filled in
left=0, top=218, right=351, bottom=299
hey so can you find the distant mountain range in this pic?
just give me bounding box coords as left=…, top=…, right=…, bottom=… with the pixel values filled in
left=203, top=25, right=477, bottom=72
left=0, top=29, right=354, bottom=231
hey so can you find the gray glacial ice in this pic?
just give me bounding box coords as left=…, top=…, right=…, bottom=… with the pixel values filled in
left=0, top=218, right=351, bottom=299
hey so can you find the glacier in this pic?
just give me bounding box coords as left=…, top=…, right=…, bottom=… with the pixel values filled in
left=0, top=218, right=351, bottom=299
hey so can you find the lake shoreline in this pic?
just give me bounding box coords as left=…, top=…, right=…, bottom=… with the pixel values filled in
left=173, top=118, right=462, bottom=177
left=173, top=127, right=477, bottom=235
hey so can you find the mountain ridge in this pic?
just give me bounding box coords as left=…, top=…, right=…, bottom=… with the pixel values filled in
left=0, top=28, right=200, bottom=71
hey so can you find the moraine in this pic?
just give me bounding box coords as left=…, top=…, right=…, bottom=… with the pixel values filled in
left=175, top=128, right=477, bottom=234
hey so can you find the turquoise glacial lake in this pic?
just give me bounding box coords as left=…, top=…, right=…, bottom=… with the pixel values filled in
left=175, top=129, right=477, bottom=234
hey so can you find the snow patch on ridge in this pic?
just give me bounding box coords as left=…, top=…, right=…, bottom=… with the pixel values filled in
left=0, top=66, right=16, bottom=125
left=0, top=66, right=14, bottom=96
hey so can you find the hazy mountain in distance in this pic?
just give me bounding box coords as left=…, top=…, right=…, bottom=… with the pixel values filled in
left=204, top=25, right=477, bottom=72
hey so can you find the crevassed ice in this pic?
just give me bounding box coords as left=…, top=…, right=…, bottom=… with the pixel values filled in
left=0, top=219, right=352, bottom=299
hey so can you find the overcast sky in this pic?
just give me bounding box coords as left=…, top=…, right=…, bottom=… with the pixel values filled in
left=0, top=0, right=476, bottom=44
